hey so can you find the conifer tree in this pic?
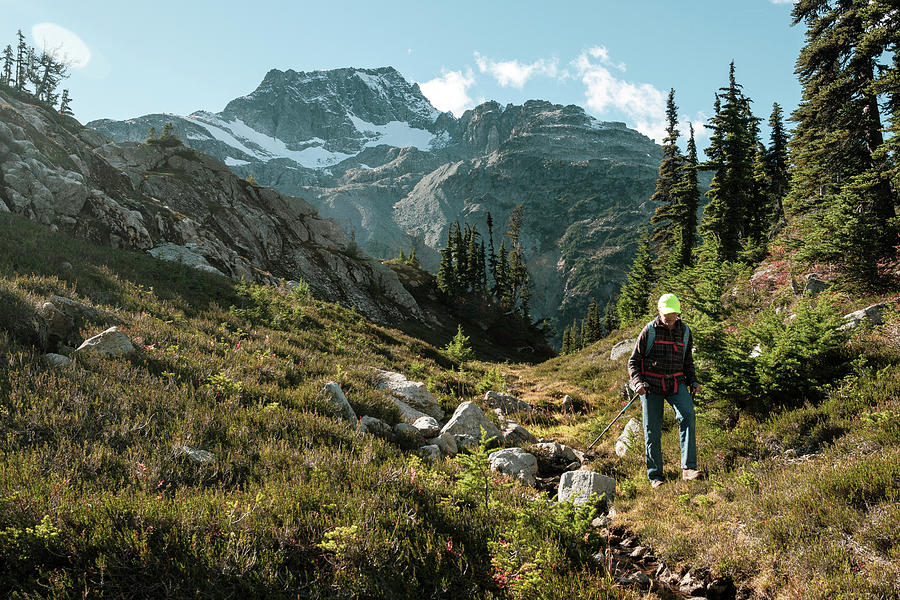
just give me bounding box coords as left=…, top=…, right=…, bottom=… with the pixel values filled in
left=1, top=45, right=13, bottom=86
left=604, top=300, right=619, bottom=335
left=649, top=88, right=685, bottom=257
left=561, top=325, right=573, bottom=355
left=451, top=222, right=466, bottom=289
left=670, top=123, right=701, bottom=268
left=617, top=227, right=657, bottom=324
left=436, top=229, right=459, bottom=297
left=766, top=103, right=790, bottom=228
left=785, top=0, right=898, bottom=282
left=699, top=62, right=761, bottom=262
left=14, top=30, right=27, bottom=90
left=59, top=89, right=73, bottom=115
left=486, top=212, right=498, bottom=294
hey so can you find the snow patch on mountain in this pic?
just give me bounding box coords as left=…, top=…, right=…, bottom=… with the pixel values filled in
left=349, top=115, right=438, bottom=151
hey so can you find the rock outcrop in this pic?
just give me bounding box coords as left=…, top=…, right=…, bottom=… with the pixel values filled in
left=0, top=87, right=423, bottom=325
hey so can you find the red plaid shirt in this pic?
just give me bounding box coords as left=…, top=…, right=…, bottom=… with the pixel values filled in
left=627, top=316, right=698, bottom=396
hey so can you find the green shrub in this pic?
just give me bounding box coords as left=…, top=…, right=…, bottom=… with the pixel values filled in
left=443, top=324, right=475, bottom=364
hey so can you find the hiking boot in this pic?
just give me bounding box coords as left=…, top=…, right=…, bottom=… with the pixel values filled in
left=682, top=468, right=703, bottom=481
left=650, top=479, right=665, bottom=488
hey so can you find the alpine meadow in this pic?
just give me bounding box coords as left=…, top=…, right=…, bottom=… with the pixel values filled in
left=1, top=2, right=899, bottom=599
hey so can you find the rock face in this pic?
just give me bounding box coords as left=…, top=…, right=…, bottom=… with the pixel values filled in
left=88, top=66, right=670, bottom=338
left=483, top=391, right=533, bottom=414
left=0, top=87, right=423, bottom=325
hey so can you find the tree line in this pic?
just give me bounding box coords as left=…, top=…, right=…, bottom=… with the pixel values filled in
left=615, top=0, right=898, bottom=325
left=1, top=29, right=74, bottom=115
left=436, top=206, right=532, bottom=318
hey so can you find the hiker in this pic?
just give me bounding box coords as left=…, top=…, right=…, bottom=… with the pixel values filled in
left=627, top=293, right=702, bottom=488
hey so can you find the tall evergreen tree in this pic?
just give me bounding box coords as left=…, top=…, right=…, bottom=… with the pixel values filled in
left=14, top=30, right=27, bottom=90
left=604, top=299, right=619, bottom=335
left=486, top=212, right=498, bottom=294
left=785, top=0, right=898, bottom=282
left=649, top=88, right=685, bottom=257
left=617, top=227, right=657, bottom=324
left=436, top=235, right=458, bottom=297
left=699, top=62, right=761, bottom=262
left=670, top=123, right=701, bottom=268
left=766, top=102, right=790, bottom=228
left=1, top=45, right=13, bottom=86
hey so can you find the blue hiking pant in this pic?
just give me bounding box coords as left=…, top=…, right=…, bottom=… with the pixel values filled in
left=641, top=386, right=696, bottom=481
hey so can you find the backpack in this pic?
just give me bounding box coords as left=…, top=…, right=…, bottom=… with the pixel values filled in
left=643, top=319, right=690, bottom=357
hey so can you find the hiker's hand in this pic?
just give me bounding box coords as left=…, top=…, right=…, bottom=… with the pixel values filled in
left=634, top=384, right=647, bottom=396
left=691, top=383, right=700, bottom=394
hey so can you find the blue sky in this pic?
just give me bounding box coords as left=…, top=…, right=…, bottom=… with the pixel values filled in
left=3, top=0, right=804, bottom=152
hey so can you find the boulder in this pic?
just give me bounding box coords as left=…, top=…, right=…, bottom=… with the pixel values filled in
left=558, top=470, right=616, bottom=505
left=842, top=303, right=888, bottom=330
left=440, top=401, right=502, bottom=451
left=393, top=422, right=424, bottom=449
left=534, top=441, right=579, bottom=473
left=610, top=339, right=635, bottom=362
left=803, top=274, right=830, bottom=295
left=392, top=397, right=430, bottom=424
left=493, top=409, right=538, bottom=446
left=483, top=391, right=533, bottom=414
left=488, top=448, right=538, bottom=488
left=412, top=416, right=441, bottom=438
left=561, top=394, right=574, bottom=413
left=358, top=416, right=394, bottom=440
left=375, top=369, right=444, bottom=420
left=148, top=243, right=225, bottom=275
left=74, top=326, right=135, bottom=357
left=614, top=418, right=643, bottom=457
left=44, top=353, right=72, bottom=367
left=319, top=382, right=357, bottom=424
left=428, top=431, right=458, bottom=458
left=37, top=301, right=74, bottom=349
left=178, top=445, right=215, bottom=464
left=419, top=444, right=441, bottom=459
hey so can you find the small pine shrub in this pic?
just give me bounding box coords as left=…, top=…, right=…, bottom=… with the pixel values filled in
left=443, top=324, right=475, bottom=364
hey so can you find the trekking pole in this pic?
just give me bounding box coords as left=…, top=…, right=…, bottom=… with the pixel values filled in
left=586, top=392, right=643, bottom=451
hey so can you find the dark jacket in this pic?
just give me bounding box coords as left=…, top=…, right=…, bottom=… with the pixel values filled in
left=627, top=316, right=699, bottom=396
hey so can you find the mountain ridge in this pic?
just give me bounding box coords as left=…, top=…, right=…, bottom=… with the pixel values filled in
left=88, top=66, right=664, bottom=336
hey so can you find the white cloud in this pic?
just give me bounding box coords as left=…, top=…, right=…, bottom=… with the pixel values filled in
left=474, top=52, right=560, bottom=89
left=419, top=68, right=476, bottom=117
left=588, top=46, right=626, bottom=72
left=574, top=49, right=668, bottom=142
left=31, top=23, right=91, bottom=68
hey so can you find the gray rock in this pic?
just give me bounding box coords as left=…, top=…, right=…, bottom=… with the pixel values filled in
left=44, top=353, right=72, bottom=367
left=679, top=571, right=706, bottom=596
left=419, top=444, right=441, bottom=459
left=428, top=431, right=458, bottom=458
left=439, top=401, right=502, bottom=451
left=178, top=445, right=215, bottom=464
left=803, top=274, right=830, bottom=295
left=412, top=416, right=441, bottom=438
left=393, top=422, right=424, bottom=449
left=392, top=397, right=430, bottom=424
left=319, top=382, right=357, bottom=424
left=488, top=447, right=538, bottom=487
left=842, top=303, right=889, bottom=330
left=74, top=326, right=135, bottom=357
left=558, top=470, right=616, bottom=505
left=502, top=421, right=538, bottom=447
left=535, top=441, right=579, bottom=466
left=561, top=394, right=574, bottom=413
left=483, top=391, right=533, bottom=414
left=375, top=369, right=444, bottom=420
left=615, top=418, right=643, bottom=457
left=148, top=243, right=225, bottom=275
left=358, top=416, right=394, bottom=440
left=749, top=343, right=762, bottom=358
left=610, top=339, right=636, bottom=361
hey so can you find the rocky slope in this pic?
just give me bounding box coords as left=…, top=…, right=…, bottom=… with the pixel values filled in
left=89, top=67, right=663, bottom=334
left=0, top=86, right=422, bottom=324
